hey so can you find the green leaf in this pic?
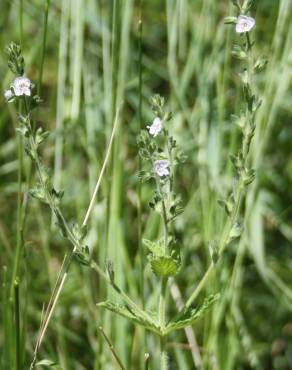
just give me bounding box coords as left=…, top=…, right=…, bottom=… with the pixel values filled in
left=29, top=185, right=48, bottom=204
left=165, top=294, right=220, bottom=334
left=243, top=168, right=256, bottom=186
left=143, top=238, right=164, bottom=257
left=150, top=256, right=180, bottom=277
left=242, top=0, right=254, bottom=13
left=106, top=260, right=115, bottom=283
left=97, top=301, right=160, bottom=334
left=30, top=95, right=43, bottom=110
left=240, top=70, right=249, bottom=85
left=232, top=45, right=247, bottom=60
left=72, top=223, right=88, bottom=242
left=224, top=16, right=237, bottom=25
left=74, top=248, right=90, bottom=266
left=175, top=150, right=187, bottom=164
left=137, top=170, right=152, bottom=182
left=209, top=240, right=219, bottom=265
left=36, top=360, right=57, bottom=366
left=254, top=57, right=268, bottom=72
left=16, top=123, right=29, bottom=137
left=35, top=127, right=50, bottom=146
left=55, top=212, right=68, bottom=238
left=36, top=359, right=64, bottom=369
left=231, top=0, right=240, bottom=10
left=228, top=221, right=243, bottom=242
left=217, top=195, right=234, bottom=216
left=229, top=152, right=244, bottom=172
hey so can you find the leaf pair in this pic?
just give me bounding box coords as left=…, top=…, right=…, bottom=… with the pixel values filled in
left=98, top=294, right=220, bottom=336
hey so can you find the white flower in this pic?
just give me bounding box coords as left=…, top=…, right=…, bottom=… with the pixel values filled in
left=154, top=160, right=170, bottom=177
left=236, top=15, right=256, bottom=33
left=12, top=76, right=32, bottom=96
left=4, top=89, right=14, bottom=102
left=147, top=117, right=163, bottom=137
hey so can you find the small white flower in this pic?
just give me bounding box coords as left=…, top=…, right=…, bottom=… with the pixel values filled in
left=236, top=15, right=256, bottom=33
left=147, top=117, right=163, bottom=137
left=154, top=160, right=170, bottom=177
left=4, top=89, right=14, bottom=102
left=12, top=76, right=32, bottom=96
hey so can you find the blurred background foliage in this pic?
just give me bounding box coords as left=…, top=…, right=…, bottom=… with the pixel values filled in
left=0, top=0, right=292, bottom=369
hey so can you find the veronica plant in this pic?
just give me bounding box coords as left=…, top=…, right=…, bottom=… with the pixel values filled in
left=180, top=0, right=266, bottom=313
left=98, top=95, right=219, bottom=370
left=4, top=42, right=121, bottom=369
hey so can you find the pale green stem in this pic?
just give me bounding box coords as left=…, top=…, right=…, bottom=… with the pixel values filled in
left=183, top=29, right=255, bottom=311
left=159, top=277, right=168, bottom=370
left=37, top=0, right=51, bottom=96
left=98, top=327, right=126, bottom=370
left=14, top=280, right=21, bottom=370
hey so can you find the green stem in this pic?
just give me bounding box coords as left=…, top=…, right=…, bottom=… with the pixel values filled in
left=98, top=327, right=126, bottom=370
left=159, top=195, right=169, bottom=368
left=137, top=4, right=146, bottom=367
left=19, top=0, right=23, bottom=48
left=183, top=180, right=244, bottom=310
left=37, top=0, right=51, bottom=96
left=137, top=0, right=144, bottom=310
left=161, top=200, right=168, bottom=253
left=159, top=277, right=168, bottom=370
left=160, top=336, right=168, bottom=370
left=183, top=31, right=256, bottom=311
left=9, top=105, right=24, bottom=301
left=111, top=0, right=120, bottom=118
left=14, top=280, right=21, bottom=370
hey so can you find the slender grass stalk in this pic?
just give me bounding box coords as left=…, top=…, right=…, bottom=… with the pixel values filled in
left=19, top=0, right=23, bottom=48
left=169, top=280, right=202, bottom=368
left=2, top=266, right=13, bottom=368
left=9, top=0, right=26, bottom=299
left=137, top=0, right=144, bottom=312
left=53, top=0, right=70, bottom=198
left=37, top=0, right=51, bottom=96
left=137, top=3, right=146, bottom=368
left=9, top=130, right=24, bottom=301
left=70, top=0, right=84, bottom=120
left=98, top=327, right=126, bottom=370
left=14, top=280, right=21, bottom=370
left=111, top=0, right=120, bottom=117
left=83, top=106, right=122, bottom=226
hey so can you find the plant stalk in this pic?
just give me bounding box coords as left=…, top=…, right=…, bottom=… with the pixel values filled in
left=14, top=280, right=21, bottom=370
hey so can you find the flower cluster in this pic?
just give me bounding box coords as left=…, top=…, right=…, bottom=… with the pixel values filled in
left=137, top=94, right=186, bottom=280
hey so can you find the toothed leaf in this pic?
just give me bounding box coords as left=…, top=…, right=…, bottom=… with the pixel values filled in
left=165, top=294, right=220, bottom=334
left=150, top=256, right=180, bottom=277
left=97, top=301, right=160, bottom=334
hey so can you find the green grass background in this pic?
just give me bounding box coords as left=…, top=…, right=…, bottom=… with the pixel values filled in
left=0, top=0, right=292, bottom=369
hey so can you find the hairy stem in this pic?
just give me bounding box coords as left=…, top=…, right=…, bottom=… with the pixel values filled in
left=159, top=277, right=168, bottom=370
